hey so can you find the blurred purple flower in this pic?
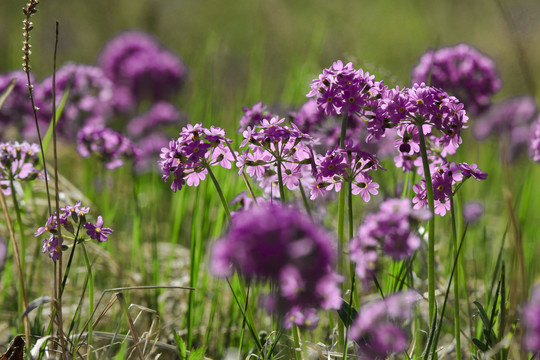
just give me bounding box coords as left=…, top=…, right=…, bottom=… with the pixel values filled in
left=412, top=43, right=501, bottom=115
left=127, top=101, right=182, bottom=138
left=350, top=291, right=420, bottom=359
left=98, top=30, right=188, bottom=109
left=0, top=141, right=44, bottom=195
left=529, top=114, right=540, bottom=163
left=77, top=124, right=140, bottom=170
left=210, top=203, right=340, bottom=328
left=522, top=285, right=540, bottom=352
left=463, top=201, right=484, bottom=224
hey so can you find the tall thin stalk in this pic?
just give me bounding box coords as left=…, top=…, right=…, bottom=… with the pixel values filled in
left=81, top=243, right=94, bottom=360
left=449, top=197, right=462, bottom=360
left=417, top=123, right=436, bottom=323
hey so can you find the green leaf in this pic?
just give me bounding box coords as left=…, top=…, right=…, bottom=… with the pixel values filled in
left=473, top=301, right=491, bottom=330
left=188, top=347, right=206, bottom=360
left=472, top=338, right=489, bottom=352
left=337, top=300, right=358, bottom=328
left=173, top=331, right=187, bottom=359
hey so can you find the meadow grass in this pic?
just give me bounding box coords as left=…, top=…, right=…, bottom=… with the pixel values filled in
left=0, top=0, right=540, bottom=359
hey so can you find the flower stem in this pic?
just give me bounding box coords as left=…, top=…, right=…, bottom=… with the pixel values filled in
left=81, top=243, right=94, bottom=360
left=276, top=159, right=286, bottom=202
left=450, top=196, right=462, bottom=360
left=206, top=166, right=231, bottom=220
left=298, top=180, right=312, bottom=218
left=292, top=324, right=303, bottom=360
left=337, top=111, right=349, bottom=275
left=417, top=124, right=436, bottom=323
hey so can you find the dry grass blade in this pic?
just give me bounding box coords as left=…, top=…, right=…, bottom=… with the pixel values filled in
left=0, top=78, right=16, bottom=110
left=116, top=292, right=145, bottom=360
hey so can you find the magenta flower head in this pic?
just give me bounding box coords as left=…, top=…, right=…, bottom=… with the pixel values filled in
left=529, top=114, right=540, bottom=163
left=210, top=203, right=341, bottom=329
left=98, top=30, right=188, bottom=109
left=522, top=285, right=540, bottom=352
left=412, top=43, right=501, bottom=115
left=35, top=63, right=114, bottom=140
left=350, top=198, right=429, bottom=283
left=84, top=216, right=113, bottom=243
left=238, top=101, right=276, bottom=133
left=350, top=291, right=420, bottom=359
left=77, top=124, right=140, bottom=170
left=0, top=141, right=44, bottom=195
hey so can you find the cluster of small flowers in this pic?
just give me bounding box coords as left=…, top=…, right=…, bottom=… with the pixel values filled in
left=210, top=203, right=341, bottom=329
left=159, top=123, right=235, bottom=192
left=0, top=30, right=188, bottom=173
left=522, top=285, right=540, bottom=352
left=0, top=141, right=43, bottom=195
left=307, top=60, right=383, bottom=117
left=98, top=30, right=187, bottom=111
left=350, top=291, right=420, bottom=359
left=36, top=63, right=114, bottom=139
left=474, top=96, right=539, bottom=161
left=412, top=162, right=487, bottom=216
left=34, top=201, right=112, bottom=261
left=237, top=101, right=276, bottom=133
left=350, top=198, right=429, bottom=283
left=236, top=117, right=313, bottom=196
left=77, top=124, right=140, bottom=170
left=310, top=140, right=381, bottom=201
left=411, top=43, right=502, bottom=115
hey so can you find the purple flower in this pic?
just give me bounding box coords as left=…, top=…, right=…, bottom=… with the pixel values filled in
left=529, top=114, right=540, bottom=163
left=522, top=285, right=540, bottom=352
left=35, top=63, right=114, bottom=140
left=0, top=141, right=44, bottom=195
left=84, top=216, right=113, bottom=243
left=411, top=43, right=501, bottom=115
left=210, top=203, right=340, bottom=328
left=98, top=31, right=187, bottom=108
left=127, top=102, right=182, bottom=138
left=41, top=235, right=63, bottom=261
left=463, top=201, right=484, bottom=224
left=350, top=291, right=420, bottom=359
left=77, top=124, right=140, bottom=170
left=238, top=101, right=276, bottom=133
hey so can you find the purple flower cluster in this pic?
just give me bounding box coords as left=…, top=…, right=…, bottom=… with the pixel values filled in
left=159, top=123, right=235, bottom=192
left=412, top=162, right=487, bottom=216
left=530, top=116, right=540, bottom=164
left=350, top=199, right=429, bottom=282
left=35, top=63, right=114, bottom=140
left=0, top=141, right=43, bottom=195
left=238, top=101, right=276, bottom=133
left=307, top=60, right=383, bottom=117
left=310, top=140, right=381, bottom=201
left=77, top=124, right=140, bottom=170
left=411, top=43, right=502, bottom=115
left=0, top=71, right=45, bottom=138
left=210, top=203, right=341, bottom=329
left=98, top=30, right=187, bottom=111
left=236, top=117, right=313, bottom=196
left=350, top=291, right=419, bottom=359
left=475, top=96, right=538, bottom=161
left=522, top=285, right=540, bottom=352
left=34, top=201, right=113, bottom=261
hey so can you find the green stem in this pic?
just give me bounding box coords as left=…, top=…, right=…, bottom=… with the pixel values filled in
left=81, top=243, right=94, bottom=360
left=9, top=180, right=26, bottom=330
left=292, top=324, right=303, bottom=360
left=298, top=180, right=312, bottom=218
left=206, top=166, right=231, bottom=220
left=450, top=196, right=462, bottom=360
left=337, top=112, right=348, bottom=352
left=276, top=159, right=286, bottom=202
left=417, top=124, right=436, bottom=323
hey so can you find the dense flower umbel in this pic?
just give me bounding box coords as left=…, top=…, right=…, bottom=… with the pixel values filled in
left=159, top=123, right=235, bottom=192
left=475, top=96, right=539, bottom=161
left=98, top=30, right=187, bottom=110
left=350, top=291, right=420, bottom=359
left=35, top=63, right=114, bottom=140
left=350, top=198, right=429, bottom=283
left=238, top=101, right=276, bottom=133
left=210, top=203, right=341, bottom=329
left=522, top=285, right=540, bottom=352
left=412, top=162, right=487, bottom=216
left=236, top=116, right=313, bottom=196
left=307, top=60, right=384, bottom=117
left=310, top=140, right=382, bottom=201
left=0, top=141, right=44, bottom=195
left=530, top=115, right=540, bottom=163
left=35, top=201, right=113, bottom=261
left=411, top=43, right=501, bottom=115
left=77, top=124, right=140, bottom=170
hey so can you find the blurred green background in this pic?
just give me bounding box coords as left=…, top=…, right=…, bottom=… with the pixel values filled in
left=2, top=0, right=540, bottom=125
